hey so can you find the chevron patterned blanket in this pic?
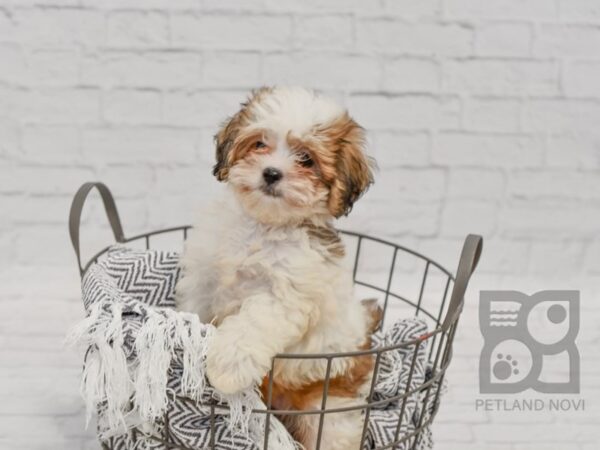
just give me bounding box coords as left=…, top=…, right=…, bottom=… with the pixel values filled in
left=68, top=246, right=439, bottom=450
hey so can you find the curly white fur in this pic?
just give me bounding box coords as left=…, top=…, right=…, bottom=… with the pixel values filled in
left=177, top=194, right=368, bottom=388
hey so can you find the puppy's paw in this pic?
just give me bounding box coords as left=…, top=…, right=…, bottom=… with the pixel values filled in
left=207, top=365, right=254, bottom=395
left=206, top=332, right=267, bottom=395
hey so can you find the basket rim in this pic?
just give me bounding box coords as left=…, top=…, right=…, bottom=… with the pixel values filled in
left=87, top=226, right=454, bottom=279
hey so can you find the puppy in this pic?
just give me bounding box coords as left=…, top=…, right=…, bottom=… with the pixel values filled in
left=176, top=87, right=376, bottom=450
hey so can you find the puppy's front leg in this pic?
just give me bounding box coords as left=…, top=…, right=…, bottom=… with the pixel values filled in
left=206, top=293, right=311, bottom=394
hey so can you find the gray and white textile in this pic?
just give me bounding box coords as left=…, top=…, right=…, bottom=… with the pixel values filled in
left=68, top=246, right=440, bottom=450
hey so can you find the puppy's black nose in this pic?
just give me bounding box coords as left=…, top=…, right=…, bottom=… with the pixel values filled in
left=263, top=167, right=283, bottom=185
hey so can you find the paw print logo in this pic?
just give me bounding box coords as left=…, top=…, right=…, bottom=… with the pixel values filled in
left=479, top=291, right=579, bottom=394
left=493, top=354, right=519, bottom=380
left=485, top=339, right=531, bottom=386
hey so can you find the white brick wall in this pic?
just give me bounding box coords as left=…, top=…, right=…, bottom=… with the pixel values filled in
left=0, top=1, right=599, bottom=449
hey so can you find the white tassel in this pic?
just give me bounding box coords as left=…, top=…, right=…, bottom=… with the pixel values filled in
left=66, top=300, right=133, bottom=434
left=172, top=311, right=211, bottom=400
left=133, top=310, right=172, bottom=421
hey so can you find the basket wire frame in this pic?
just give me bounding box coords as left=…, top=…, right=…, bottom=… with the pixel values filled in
left=70, top=182, right=482, bottom=450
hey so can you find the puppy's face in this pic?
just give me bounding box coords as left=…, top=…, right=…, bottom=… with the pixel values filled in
left=213, top=87, right=373, bottom=225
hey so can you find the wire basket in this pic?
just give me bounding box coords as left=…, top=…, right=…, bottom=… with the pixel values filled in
left=69, top=182, right=482, bottom=450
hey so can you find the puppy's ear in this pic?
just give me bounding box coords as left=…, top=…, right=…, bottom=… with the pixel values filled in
left=326, top=116, right=374, bottom=218
left=213, top=112, right=244, bottom=181
left=213, top=87, right=272, bottom=181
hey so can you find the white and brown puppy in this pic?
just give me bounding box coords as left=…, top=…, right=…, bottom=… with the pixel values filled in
left=176, top=87, right=378, bottom=450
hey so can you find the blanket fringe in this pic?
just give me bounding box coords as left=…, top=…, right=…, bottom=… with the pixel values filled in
left=66, top=301, right=132, bottom=432
left=66, top=266, right=298, bottom=449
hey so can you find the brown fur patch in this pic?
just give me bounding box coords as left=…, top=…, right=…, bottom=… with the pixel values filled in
left=288, top=113, right=374, bottom=217
left=362, top=298, right=383, bottom=333
left=227, top=128, right=270, bottom=163
left=303, top=222, right=345, bottom=259
left=213, top=87, right=273, bottom=181
left=319, top=114, right=374, bottom=217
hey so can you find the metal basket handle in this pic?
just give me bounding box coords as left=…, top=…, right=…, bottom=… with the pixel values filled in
left=441, top=234, right=483, bottom=331
left=69, top=182, right=125, bottom=276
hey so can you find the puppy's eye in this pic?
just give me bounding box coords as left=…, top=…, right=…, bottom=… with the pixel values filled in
left=297, top=151, right=314, bottom=168
left=255, top=141, right=267, bottom=149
